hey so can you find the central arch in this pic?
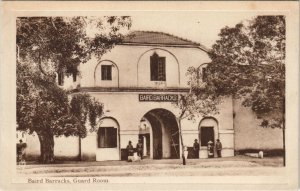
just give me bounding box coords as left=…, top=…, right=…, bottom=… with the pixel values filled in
left=139, top=108, right=180, bottom=159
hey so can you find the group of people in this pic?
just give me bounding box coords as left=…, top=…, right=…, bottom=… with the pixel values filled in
left=126, top=138, right=222, bottom=161
left=193, top=139, right=222, bottom=158
left=126, top=139, right=143, bottom=160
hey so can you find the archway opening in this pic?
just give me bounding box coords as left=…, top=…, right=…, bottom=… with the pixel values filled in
left=139, top=109, right=180, bottom=159
left=198, top=117, right=219, bottom=158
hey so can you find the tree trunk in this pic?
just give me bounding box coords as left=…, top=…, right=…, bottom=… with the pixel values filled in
left=282, top=124, right=285, bottom=166
left=177, top=118, right=186, bottom=165
left=282, top=98, right=285, bottom=167
left=282, top=116, right=285, bottom=167
left=37, top=130, right=55, bottom=164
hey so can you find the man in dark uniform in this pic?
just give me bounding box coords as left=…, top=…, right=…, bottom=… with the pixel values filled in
left=136, top=139, right=143, bottom=160
left=126, top=141, right=134, bottom=157
left=193, top=139, right=200, bottom=158
left=216, top=139, right=222, bottom=157
left=17, top=139, right=27, bottom=164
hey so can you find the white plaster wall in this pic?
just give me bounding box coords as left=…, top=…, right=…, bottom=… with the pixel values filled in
left=215, top=96, right=234, bottom=130
left=25, top=133, right=40, bottom=156
left=233, top=99, right=283, bottom=150
left=24, top=133, right=79, bottom=158
left=79, top=45, right=210, bottom=88
left=182, top=130, right=198, bottom=147
left=54, top=136, right=79, bottom=157
left=81, top=134, right=97, bottom=160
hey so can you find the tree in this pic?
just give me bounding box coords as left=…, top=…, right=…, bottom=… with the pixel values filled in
left=17, top=16, right=132, bottom=77
left=17, top=61, right=104, bottom=163
left=207, top=16, right=285, bottom=165
left=173, top=67, right=220, bottom=165
left=16, top=16, right=132, bottom=163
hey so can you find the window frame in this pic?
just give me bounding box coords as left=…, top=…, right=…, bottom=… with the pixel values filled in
left=97, top=127, right=118, bottom=148
left=150, top=53, right=166, bottom=81
left=101, top=65, right=112, bottom=81
left=200, top=126, right=214, bottom=146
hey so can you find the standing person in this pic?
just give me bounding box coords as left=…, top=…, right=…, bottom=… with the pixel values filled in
left=126, top=141, right=134, bottom=158
left=193, top=139, right=200, bottom=158
left=207, top=140, right=214, bottom=158
left=136, top=139, right=143, bottom=160
left=216, top=139, right=222, bottom=157
left=17, top=139, right=27, bottom=164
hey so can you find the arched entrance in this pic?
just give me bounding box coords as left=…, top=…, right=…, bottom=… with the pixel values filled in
left=139, top=109, right=180, bottom=159
left=198, top=117, right=219, bottom=158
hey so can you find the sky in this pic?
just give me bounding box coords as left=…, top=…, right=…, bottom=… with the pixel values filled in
left=128, top=11, right=262, bottom=48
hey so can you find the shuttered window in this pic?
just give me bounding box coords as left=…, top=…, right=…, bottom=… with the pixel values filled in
left=150, top=53, right=166, bottom=81
left=101, top=65, right=112, bottom=80
left=97, top=127, right=117, bottom=148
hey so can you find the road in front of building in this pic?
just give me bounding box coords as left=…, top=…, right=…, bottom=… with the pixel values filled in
left=17, top=156, right=284, bottom=177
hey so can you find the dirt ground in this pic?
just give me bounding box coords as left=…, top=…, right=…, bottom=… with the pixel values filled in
left=17, top=156, right=284, bottom=177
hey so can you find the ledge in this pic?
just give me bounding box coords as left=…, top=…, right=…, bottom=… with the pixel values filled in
left=76, top=87, right=190, bottom=93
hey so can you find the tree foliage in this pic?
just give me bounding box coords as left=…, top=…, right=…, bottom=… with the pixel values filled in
left=16, top=16, right=131, bottom=163
left=207, top=16, right=285, bottom=128
left=17, top=16, right=132, bottom=77
left=206, top=15, right=285, bottom=165
left=16, top=61, right=104, bottom=163
left=173, top=67, right=220, bottom=165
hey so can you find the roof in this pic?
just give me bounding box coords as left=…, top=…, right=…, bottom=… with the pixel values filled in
left=122, top=31, right=208, bottom=51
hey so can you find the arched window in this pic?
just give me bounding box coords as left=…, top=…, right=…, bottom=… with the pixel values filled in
left=94, top=60, right=119, bottom=87
left=199, top=117, right=219, bottom=147
left=97, top=117, right=119, bottom=148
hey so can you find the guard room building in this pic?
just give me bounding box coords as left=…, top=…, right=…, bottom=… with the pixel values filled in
left=23, top=31, right=283, bottom=161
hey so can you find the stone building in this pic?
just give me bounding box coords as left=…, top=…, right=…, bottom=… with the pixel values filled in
left=22, top=31, right=283, bottom=161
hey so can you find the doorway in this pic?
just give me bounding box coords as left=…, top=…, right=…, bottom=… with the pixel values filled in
left=200, top=127, right=214, bottom=146
left=139, top=109, right=180, bottom=159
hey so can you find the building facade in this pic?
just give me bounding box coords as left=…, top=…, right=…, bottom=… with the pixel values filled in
left=23, top=31, right=283, bottom=161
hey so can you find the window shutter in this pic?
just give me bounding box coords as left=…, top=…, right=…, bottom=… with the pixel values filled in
left=101, top=65, right=112, bottom=81
left=150, top=53, right=166, bottom=81
left=150, top=54, right=158, bottom=81
left=158, top=57, right=166, bottom=81
left=107, top=66, right=112, bottom=80
left=97, top=127, right=117, bottom=148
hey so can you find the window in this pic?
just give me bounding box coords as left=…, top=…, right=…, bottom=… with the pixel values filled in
left=101, top=65, right=112, bottom=80
left=72, top=72, right=77, bottom=82
left=97, top=127, right=117, bottom=148
left=200, top=127, right=214, bottom=146
left=58, top=71, right=64, bottom=86
left=150, top=53, right=166, bottom=81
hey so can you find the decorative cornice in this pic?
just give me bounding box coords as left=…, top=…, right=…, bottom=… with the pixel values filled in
left=75, top=87, right=190, bottom=93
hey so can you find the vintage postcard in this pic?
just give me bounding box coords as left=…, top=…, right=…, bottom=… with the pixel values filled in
left=0, top=1, right=299, bottom=190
